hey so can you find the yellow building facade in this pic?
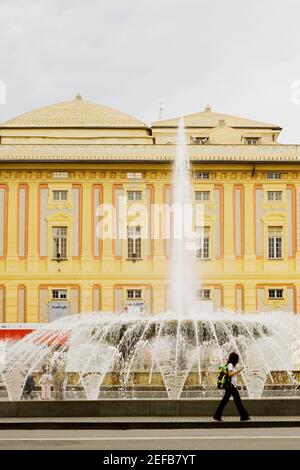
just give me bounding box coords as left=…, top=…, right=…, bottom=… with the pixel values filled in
left=0, top=95, right=300, bottom=322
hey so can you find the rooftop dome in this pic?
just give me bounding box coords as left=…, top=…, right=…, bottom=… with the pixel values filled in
left=1, top=95, right=148, bottom=129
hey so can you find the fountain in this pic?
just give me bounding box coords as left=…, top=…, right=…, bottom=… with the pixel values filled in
left=0, top=119, right=299, bottom=401
left=0, top=310, right=299, bottom=400
left=170, top=116, right=197, bottom=318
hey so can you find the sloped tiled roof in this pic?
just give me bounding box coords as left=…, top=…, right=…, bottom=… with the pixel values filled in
left=152, top=106, right=281, bottom=129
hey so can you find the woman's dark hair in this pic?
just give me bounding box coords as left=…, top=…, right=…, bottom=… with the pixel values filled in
left=227, top=352, right=239, bottom=367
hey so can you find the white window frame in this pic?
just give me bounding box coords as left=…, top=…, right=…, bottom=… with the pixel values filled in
left=127, top=172, right=142, bottom=180
left=52, top=289, right=67, bottom=300
left=268, top=288, right=284, bottom=300
left=52, top=171, right=69, bottom=179
left=244, top=137, right=260, bottom=145
left=195, top=172, right=210, bottom=180
left=268, top=227, right=283, bottom=259
left=195, top=191, right=210, bottom=201
left=197, top=289, right=211, bottom=300
left=53, top=190, right=68, bottom=201
left=127, top=191, right=142, bottom=201
left=52, top=226, right=68, bottom=259
left=267, top=191, right=282, bottom=201
left=127, top=289, right=142, bottom=300
left=196, top=227, right=210, bottom=259
left=267, top=171, right=282, bottom=180
left=127, top=226, right=142, bottom=259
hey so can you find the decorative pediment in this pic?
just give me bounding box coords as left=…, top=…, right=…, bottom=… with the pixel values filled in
left=47, top=211, right=72, bottom=223
left=262, top=212, right=287, bottom=222
left=203, top=213, right=214, bottom=222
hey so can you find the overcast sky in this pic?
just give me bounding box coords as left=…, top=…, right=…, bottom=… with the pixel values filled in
left=1, top=0, right=300, bottom=143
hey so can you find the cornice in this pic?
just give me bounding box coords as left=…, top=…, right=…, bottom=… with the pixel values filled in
left=1, top=169, right=300, bottom=182
left=0, top=144, right=300, bottom=162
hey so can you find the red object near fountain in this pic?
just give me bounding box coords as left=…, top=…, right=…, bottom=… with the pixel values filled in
left=0, top=324, right=42, bottom=341
left=0, top=324, right=69, bottom=347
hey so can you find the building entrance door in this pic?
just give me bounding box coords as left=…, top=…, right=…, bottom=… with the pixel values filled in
left=49, top=301, right=69, bottom=322
left=124, top=300, right=145, bottom=315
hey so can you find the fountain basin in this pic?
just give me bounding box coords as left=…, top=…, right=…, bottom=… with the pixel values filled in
left=0, top=398, right=300, bottom=419
left=0, top=311, right=299, bottom=401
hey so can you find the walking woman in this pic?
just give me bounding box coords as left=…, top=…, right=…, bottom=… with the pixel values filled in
left=213, top=352, right=250, bottom=422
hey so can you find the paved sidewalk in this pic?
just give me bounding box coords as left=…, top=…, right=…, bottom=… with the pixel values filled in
left=0, top=427, right=299, bottom=450
left=0, top=416, right=299, bottom=429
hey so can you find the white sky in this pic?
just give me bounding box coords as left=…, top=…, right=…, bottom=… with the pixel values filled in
left=1, top=0, right=300, bottom=143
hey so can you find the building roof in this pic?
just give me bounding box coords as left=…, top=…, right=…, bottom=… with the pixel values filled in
left=152, top=105, right=281, bottom=129
left=0, top=94, right=148, bottom=129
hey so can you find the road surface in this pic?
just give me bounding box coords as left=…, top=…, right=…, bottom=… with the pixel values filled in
left=0, top=427, right=299, bottom=450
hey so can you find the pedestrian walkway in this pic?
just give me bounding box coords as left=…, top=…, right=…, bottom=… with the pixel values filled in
left=0, top=415, right=299, bottom=429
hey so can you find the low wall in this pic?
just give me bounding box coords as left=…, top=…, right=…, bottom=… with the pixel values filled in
left=0, top=398, right=299, bottom=418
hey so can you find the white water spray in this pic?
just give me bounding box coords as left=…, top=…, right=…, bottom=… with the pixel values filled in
left=169, top=117, right=199, bottom=317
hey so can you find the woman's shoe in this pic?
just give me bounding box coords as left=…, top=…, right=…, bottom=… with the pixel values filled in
left=213, top=416, right=223, bottom=422
left=240, top=416, right=250, bottom=421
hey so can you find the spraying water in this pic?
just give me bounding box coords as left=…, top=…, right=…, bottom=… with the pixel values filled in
left=0, top=311, right=299, bottom=401
left=169, top=117, right=199, bottom=317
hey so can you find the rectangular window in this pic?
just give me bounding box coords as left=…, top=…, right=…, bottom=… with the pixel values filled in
left=53, top=190, right=68, bottom=201
left=127, top=172, right=142, bottom=180
left=268, top=289, right=283, bottom=299
left=244, top=137, right=259, bottom=145
left=267, top=171, right=281, bottom=180
left=127, top=226, right=141, bottom=259
left=197, top=289, right=211, bottom=300
left=127, top=191, right=142, bottom=201
left=196, top=226, right=210, bottom=259
left=52, top=172, right=69, bottom=179
left=52, top=226, right=68, bottom=259
left=190, top=136, right=209, bottom=145
left=195, top=172, right=210, bottom=180
left=195, top=191, right=210, bottom=201
left=268, top=226, right=283, bottom=259
left=52, top=289, right=67, bottom=300
left=267, top=191, right=282, bottom=201
left=127, top=289, right=142, bottom=299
